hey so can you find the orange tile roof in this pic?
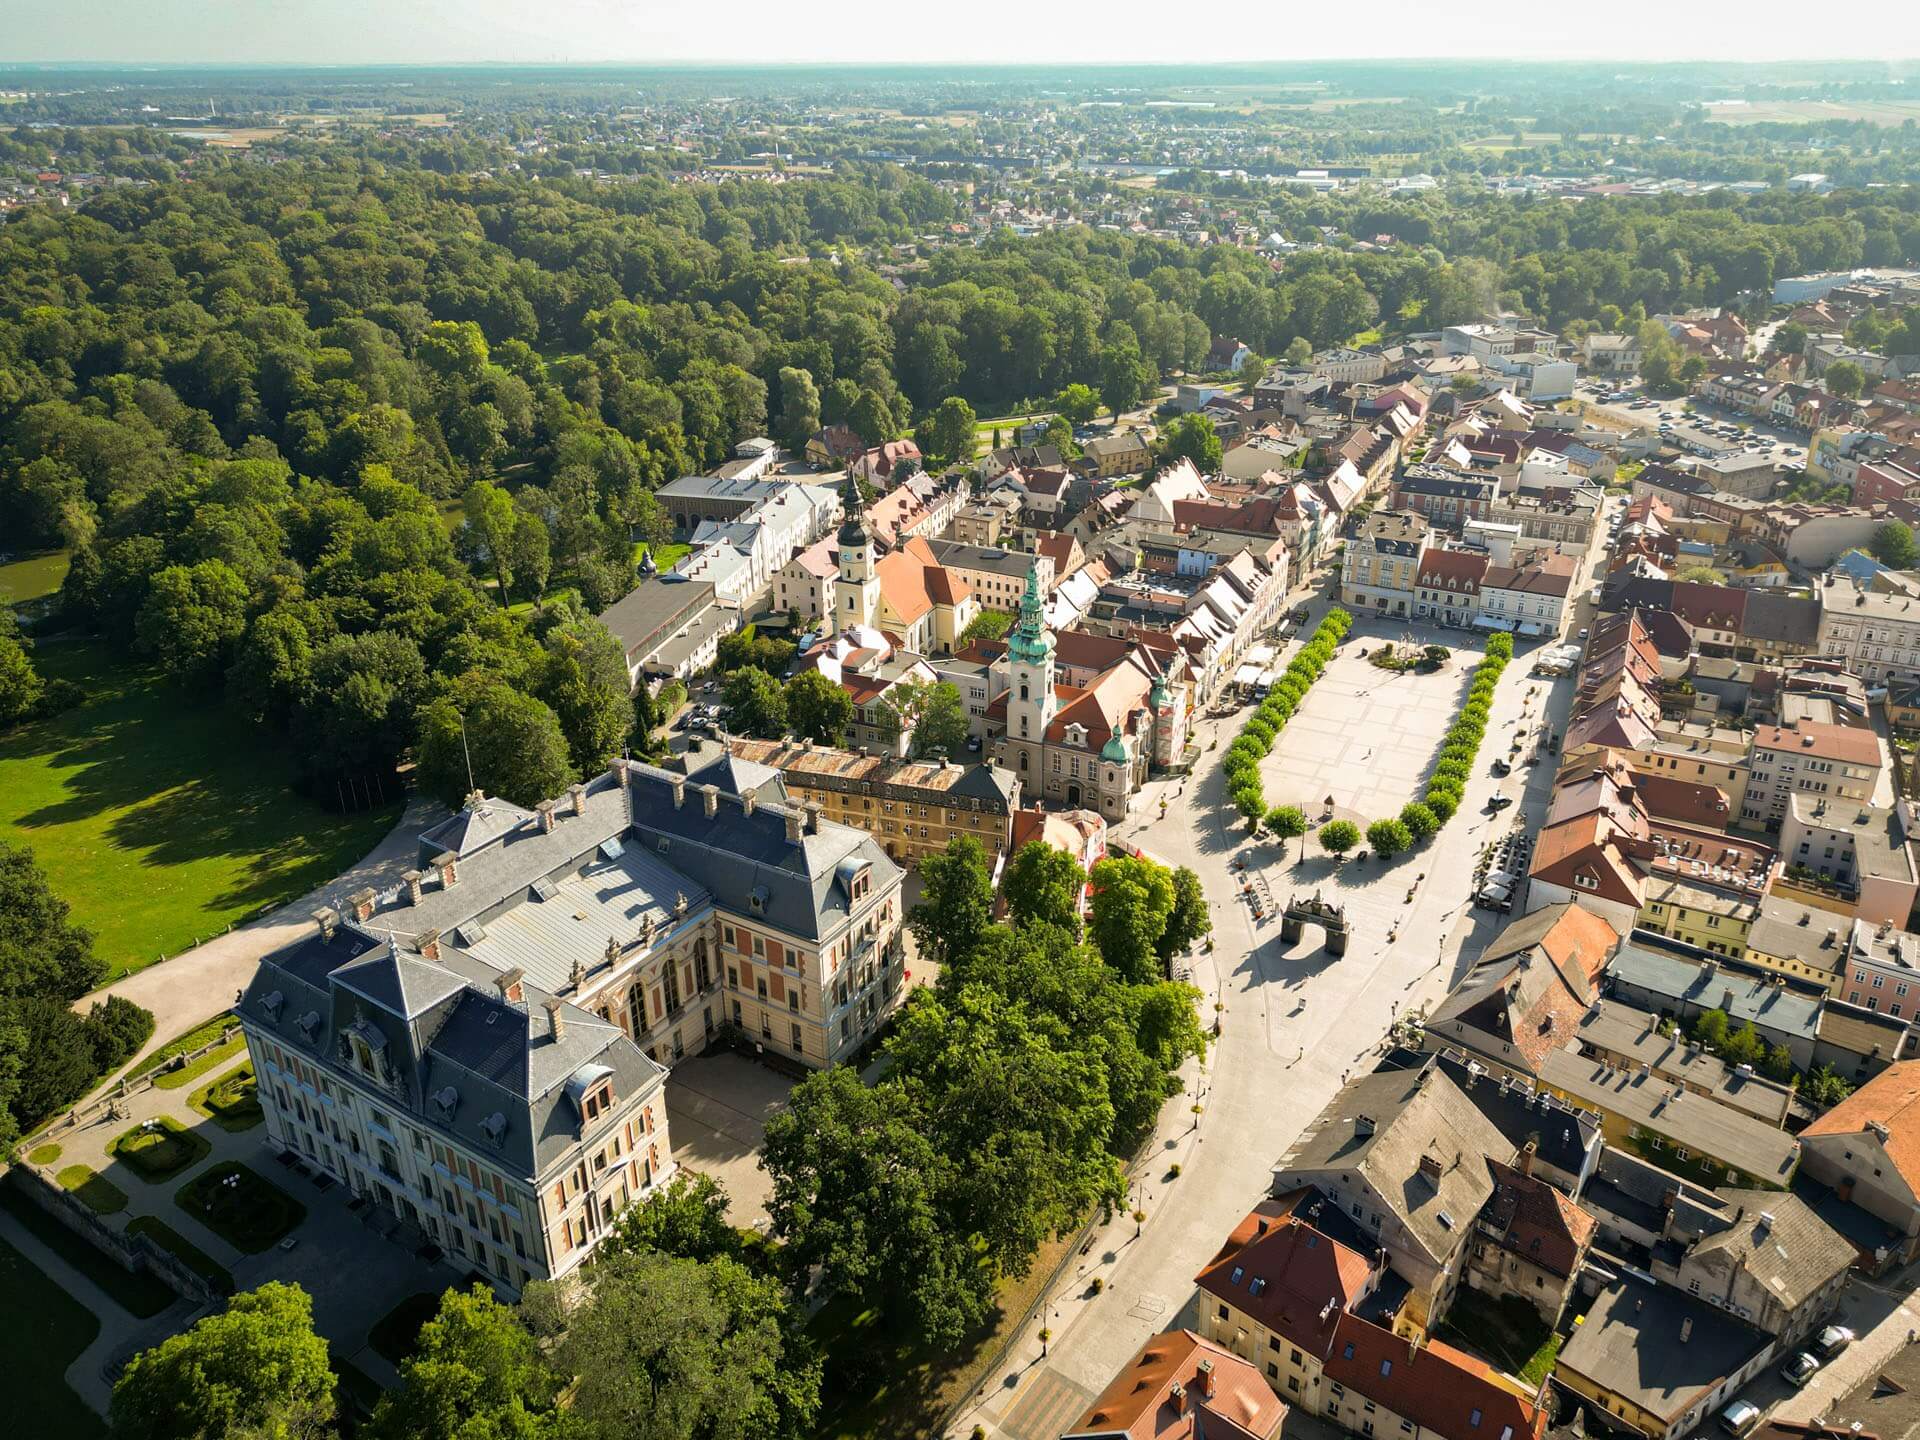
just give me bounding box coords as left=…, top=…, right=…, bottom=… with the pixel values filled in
left=1064, top=1329, right=1285, bottom=1440
left=1801, top=1060, right=1920, bottom=1191
left=1324, top=1315, right=1547, bottom=1440
left=1194, top=1203, right=1374, bottom=1359
left=1751, top=721, right=1882, bottom=768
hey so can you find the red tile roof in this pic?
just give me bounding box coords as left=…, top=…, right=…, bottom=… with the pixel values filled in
left=1324, top=1314, right=1547, bottom=1440
left=1417, top=549, right=1491, bottom=593
left=1194, top=1203, right=1375, bottom=1359
left=1801, top=1060, right=1920, bottom=1192
left=1064, top=1329, right=1285, bottom=1440
left=1481, top=1159, right=1596, bottom=1278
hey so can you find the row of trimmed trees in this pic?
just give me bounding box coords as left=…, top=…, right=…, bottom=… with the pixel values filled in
left=1222, top=608, right=1354, bottom=825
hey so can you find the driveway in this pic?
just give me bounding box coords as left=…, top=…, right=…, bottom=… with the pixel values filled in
left=80, top=793, right=445, bottom=1084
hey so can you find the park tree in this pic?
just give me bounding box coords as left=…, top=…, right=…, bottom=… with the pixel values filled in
left=1399, top=801, right=1438, bottom=843
left=1873, top=521, right=1919, bottom=569
left=1284, top=336, right=1314, bottom=367
left=0, top=622, right=44, bottom=726
left=368, top=1285, right=565, bottom=1440
left=1825, top=360, right=1866, bottom=399
left=1769, top=321, right=1809, bottom=358
left=878, top=678, right=969, bottom=759
left=784, top=669, right=854, bottom=746
left=1265, top=805, right=1309, bottom=861
left=1100, top=341, right=1154, bottom=418
left=536, top=619, right=632, bottom=777
left=1367, top=817, right=1413, bottom=858
left=910, top=834, right=994, bottom=969
left=847, top=387, right=896, bottom=446
left=1055, top=383, right=1100, bottom=426
left=462, top=480, right=520, bottom=602
left=777, top=366, right=822, bottom=451
left=606, top=1172, right=741, bottom=1265
left=1159, top=413, right=1222, bottom=473
left=1158, top=866, right=1211, bottom=961
left=722, top=666, right=788, bottom=739
left=134, top=559, right=249, bottom=686
left=761, top=1066, right=991, bottom=1347
left=416, top=677, right=573, bottom=810
left=110, top=1283, right=335, bottom=1440
left=1088, top=854, right=1177, bottom=984
left=927, top=396, right=977, bottom=464
left=527, top=1247, right=820, bottom=1440
left=1318, top=819, right=1361, bottom=856
left=1001, top=841, right=1088, bottom=934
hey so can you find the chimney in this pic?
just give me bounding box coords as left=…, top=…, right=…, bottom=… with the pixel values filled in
left=402, top=868, right=424, bottom=905
left=418, top=928, right=441, bottom=961
left=616, top=760, right=631, bottom=788
left=543, top=999, right=565, bottom=1042
left=1418, top=1153, right=1444, bottom=1184
left=1680, top=1317, right=1693, bottom=1344
left=703, top=784, right=719, bottom=818
left=537, top=799, right=556, bottom=834
left=742, top=789, right=757, bottom=817
left=434, top=851, right=458, bottom=889
left=569, top=782, right=588, bottom=817
left=311, top=906, right=338, bottom=940
left=1171, top=1382, right=1188, bottom=1417
left=786, top=808, right=805, bottom=844
left=806, top=802, right=823, bottom=834
left=348, top=887, right=377, bottom=923
left=495, top=967, right=525, bottom=1005
left=670, top=776, right=686, bottom=809
left=1355, top=1114, right=1376, bottom=1137
left=1198, top=1358, right=1215, bottom=1400
left=1519, top=1139, right=1537, bottom=1178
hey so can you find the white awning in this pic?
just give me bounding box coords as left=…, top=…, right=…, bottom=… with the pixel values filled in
left=1473, top=615, right=1516, bottom=632
left=1517, top=623, right=1546, bottom=637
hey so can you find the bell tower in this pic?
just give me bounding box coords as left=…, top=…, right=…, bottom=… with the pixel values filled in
left=1005, top=561, right=1056, bottom=768
left=834, top=475, right=878, bottom=629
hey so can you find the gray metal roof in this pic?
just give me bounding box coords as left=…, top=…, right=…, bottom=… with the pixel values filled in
left=1607, top=944, right=1820, bottom=1040
left=1558, top=1279, right=1768, bottom=1423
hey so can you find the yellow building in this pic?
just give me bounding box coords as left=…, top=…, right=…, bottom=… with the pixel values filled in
left=723, top=737, right=1020, bottom=868
left=1637, top=877, right=1760, bottom=956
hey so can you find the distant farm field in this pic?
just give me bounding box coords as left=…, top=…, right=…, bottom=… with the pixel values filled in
left=1704, top=99, right=1920, bottom=127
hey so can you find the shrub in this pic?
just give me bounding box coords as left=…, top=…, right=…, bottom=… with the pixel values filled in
left=1425, top=790, right=1459, bottom=823
left=84, top=994, right=155, bottom=1073
left=1401, top=801, right=1438, bottom=841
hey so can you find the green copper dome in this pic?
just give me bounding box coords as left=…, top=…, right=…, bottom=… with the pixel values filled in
left=1007, top=559, right=1053, bottom=665
left=1101, top=733, right=1131, bottom=764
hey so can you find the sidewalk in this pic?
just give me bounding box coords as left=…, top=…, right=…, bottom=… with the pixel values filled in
left=82, top=793, right=445, bottom=1085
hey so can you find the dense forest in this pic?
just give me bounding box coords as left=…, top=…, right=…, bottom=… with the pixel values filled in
left=0, top=135, right=1915, bottom=813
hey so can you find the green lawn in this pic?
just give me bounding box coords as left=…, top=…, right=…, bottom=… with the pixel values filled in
left=129, top=1012, right=239, bottom=1082
left=0, top=1182, right=176, bottom=1317
left=635, top=540, right=692, bottom=571
left=0, top=548, right=70, bottom=606
left=27, top=1142, right=62, bottom=1165
left=58, top=1164, right=128, bottom=1215
left=126, top=1215, right=234, bottom=1296
left=1436, top=1289, right=1563, bottom=1385
left=153, top=1033, right=248, bottom=1091
left=175, top=1162, right=305, bottom=1252
left=0, top=1234, right=107, bottom=1438
left=0, top=638, right=401, bottom=979
left=109, top=1115, right=212, bottom=1182
left=190, top=1063, right=264, bottom=1132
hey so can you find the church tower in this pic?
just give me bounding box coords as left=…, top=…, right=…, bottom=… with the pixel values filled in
left=834, top=475, right=878, bottom=630
left=1005, top=561, right=1056, bottom=773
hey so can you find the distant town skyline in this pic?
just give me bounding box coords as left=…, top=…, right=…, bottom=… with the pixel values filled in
left=5, top=0, right=1917, bottom=67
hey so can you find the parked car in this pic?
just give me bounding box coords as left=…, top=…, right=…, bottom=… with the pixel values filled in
left=1779, top=1352, right=1820, bottom=1389
left=1719, top=1400, right=1764, bottom=1438
left=1814, top=1325, right=1855, bottom=1359
left=1486, top=794, right=1515, bottom=812
left=1491, top=758, right=1511, bottom=777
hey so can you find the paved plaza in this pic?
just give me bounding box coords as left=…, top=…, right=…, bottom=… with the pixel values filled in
left=1259, top=628, right=1489, bottom=828
left=663, top=1051, right=796, bottom=1228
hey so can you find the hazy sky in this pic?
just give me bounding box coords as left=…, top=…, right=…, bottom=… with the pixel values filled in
left=4, top=0, right=1917, bottom=66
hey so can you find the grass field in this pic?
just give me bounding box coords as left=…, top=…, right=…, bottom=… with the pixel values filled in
left=58, top=1164, right=128, bottom=1215
left=176, top=1162, right=305, bottom=1252
left=0, top=638, right=401, bottom=979
left=110, top=1116, right=212, bottom=1182
left=1705, top=99, right=1920, bottom=127
left=0, top=1234, right=107, bottom=1438
left=190, top=1063, right=264, bottom=1132
left=635, top=540, right=693, bottom=571
left=0, top=548, right=70, bottom=606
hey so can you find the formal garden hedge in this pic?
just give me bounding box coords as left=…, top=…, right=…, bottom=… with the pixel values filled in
left=1222, top=608, right=1352, bottom=826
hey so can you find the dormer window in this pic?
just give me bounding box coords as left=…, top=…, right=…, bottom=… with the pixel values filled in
left=480, top=1111, right=508, bottom=1148
left=582, top=1081, right=615, bottom=1122
left=259, top=990, right=284, bottom=1021
left=297, top=1010, right=322, bottom=1043
left=431, top=1085, right=460, bottom=1121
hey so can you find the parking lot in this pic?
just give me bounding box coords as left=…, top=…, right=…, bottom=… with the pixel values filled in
left=1573, top=377, right=1809, bottom=469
